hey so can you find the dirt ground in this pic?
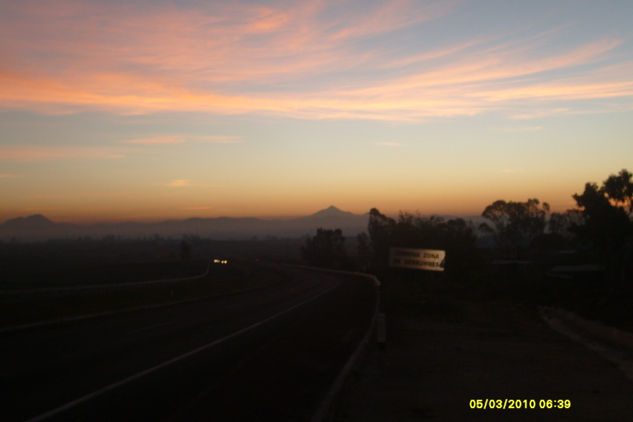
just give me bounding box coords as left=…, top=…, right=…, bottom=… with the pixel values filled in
left=330, top=279, right=633, bottom=421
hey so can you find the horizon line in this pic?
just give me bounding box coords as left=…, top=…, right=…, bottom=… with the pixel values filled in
left=0, top=209, right=492, bottom=225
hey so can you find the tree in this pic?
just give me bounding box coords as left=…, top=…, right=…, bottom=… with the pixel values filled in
left=571, top=169, right=633, bottom=283
left=572, top=172, right=633, bottom=254
left=179, top=239, right=191, bottom=261
left=480, top=198, right=549, bottom=258
left=529, top=209, right=584, bottom=251
left=548, top=210, right=582, bottom=237
left=572, top=182, right=631, bottom=251
left=301, top=228, right=348, bottom=269
left=367, top=208, right=395, bottom=268
left=356, top=232, right=372, bottom=270
left=603, top=169, right=633, bottom=216
left=366, top=208, right=480, bottom=275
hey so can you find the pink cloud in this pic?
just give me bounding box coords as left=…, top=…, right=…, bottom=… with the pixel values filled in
left=0, top=1, right=631, bottom=121
left=122, top=136, right=186, bottom=145
left=166, top=179, right=192, bottom=188
left=0, top=145, right=125, bottom=162
left=326, top=0, right=454, bottom=41
left=121, top=135, right=241, bottom=145
left=189, top=136, right=242, bottom=144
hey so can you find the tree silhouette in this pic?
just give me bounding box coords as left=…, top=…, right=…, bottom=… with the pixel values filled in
left=301, top=228, right=348, bottom=269
left=603, top=169, right=633, bottom=216
left=480, top=198, right=550, bottom=258
left=356, top=232, right=371, bottom=270
left=571, top=170, right=633, bottom=282
left=572, top=182, right=631, bottom=251
left=548, top=209, right=582, bottom=237
left=367, top=208, right=395, bottom=268
left=366, top=208, right=479, bottom=274
left=179, top=239, right=192, bottom=261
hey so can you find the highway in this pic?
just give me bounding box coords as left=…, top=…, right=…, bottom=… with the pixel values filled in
left=1, top=266, right=377, bottom=422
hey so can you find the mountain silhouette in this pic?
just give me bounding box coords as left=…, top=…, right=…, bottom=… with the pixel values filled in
left=309, top=205, right=354, bottom=218
left=0, top=207, right=369, bottom=240
left=2, top=214, right=57, bottom=229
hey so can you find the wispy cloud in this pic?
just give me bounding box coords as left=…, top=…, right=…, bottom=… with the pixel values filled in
left=509, top=108, right=570, bottom=120
left=0, top=173, right=24, bottom=179
left=121, top=135, right=241, bottom=145
left=189, top=135, right=242, bottom=144
left=0, top=146, right=125, bottom=162
left=0, top=2, right=631, bottom=121
left=165, top=179, right=193, bottom=187
left=122, top=136, right=185, bottom=145
left=325, top=0, right=453, bottom=41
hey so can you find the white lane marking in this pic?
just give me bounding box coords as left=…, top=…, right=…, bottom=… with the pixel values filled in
left=286, top=264, right=381, bottom=286
left=24, top=283, right=338, bottom=422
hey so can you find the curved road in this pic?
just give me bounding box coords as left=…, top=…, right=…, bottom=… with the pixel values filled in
left=1, top=265, right=376, bottom=422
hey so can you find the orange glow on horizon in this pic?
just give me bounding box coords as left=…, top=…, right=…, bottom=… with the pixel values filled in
left=0, top=186, right=581, bottom=225
left=1, top=1, right=632, bottom=226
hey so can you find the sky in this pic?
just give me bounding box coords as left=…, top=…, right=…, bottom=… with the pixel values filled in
left=1, top=0, right=632, bottom=222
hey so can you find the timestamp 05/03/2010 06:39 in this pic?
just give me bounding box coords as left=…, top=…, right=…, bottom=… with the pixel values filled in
left=469, top=398, right=572, bottom=410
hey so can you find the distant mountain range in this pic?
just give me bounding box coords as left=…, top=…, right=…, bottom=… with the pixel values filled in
left=0, top=206, right=371, bottom=241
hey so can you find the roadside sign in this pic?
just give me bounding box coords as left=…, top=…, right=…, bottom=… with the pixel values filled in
left=389, top=247, right=446, bottom=271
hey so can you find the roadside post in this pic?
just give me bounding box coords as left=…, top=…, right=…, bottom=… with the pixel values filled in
left=385, top=247, right=447, bottom=344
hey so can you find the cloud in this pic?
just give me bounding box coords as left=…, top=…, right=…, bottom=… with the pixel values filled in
left=0, top=145, right=125, bottom=162
left=166, top=179, right=192, bottom=187
left=0, top=2, right=631, bottom=121
left=501, top=168, right=524, bottom=174
left=325, top=0, right=454, bottom=41
left=472, top=80, right=633, bottom=103
left=381, top=39, right=483, bottom=69
left=120, top=135, right=241, bottom=145
left=0, top=173, right=23, bottom=179
left=122, top=136, right=186, bottom=145
left=190, top=135, right=242, bottom=144
left=509, top=108, right=570, bottom=120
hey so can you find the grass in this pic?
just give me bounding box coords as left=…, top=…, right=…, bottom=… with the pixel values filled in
left=377, top=264, right=633, bottom=333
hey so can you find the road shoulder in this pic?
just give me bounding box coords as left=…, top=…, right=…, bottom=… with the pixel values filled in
left=330, top=289, right=633, bottom=421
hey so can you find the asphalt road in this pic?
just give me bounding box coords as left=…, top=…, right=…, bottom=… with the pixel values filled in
left=1, top=266, right=376, bottom=422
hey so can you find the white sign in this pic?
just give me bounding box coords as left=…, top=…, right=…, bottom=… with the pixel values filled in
left=389, top=247, right=446, bottom=271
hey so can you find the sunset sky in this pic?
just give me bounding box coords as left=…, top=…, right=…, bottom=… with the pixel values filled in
left=1, top=0, right=632, bottom=222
